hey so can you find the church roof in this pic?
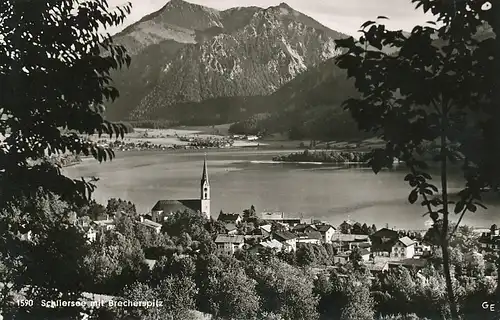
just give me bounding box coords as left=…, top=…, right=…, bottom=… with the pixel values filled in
left=151, top=199, right=201, bottom=214
left=202, top=156, right=209, bottom=183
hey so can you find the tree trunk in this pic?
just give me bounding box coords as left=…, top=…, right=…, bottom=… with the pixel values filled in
left=440, top=107, right=459, bottom=320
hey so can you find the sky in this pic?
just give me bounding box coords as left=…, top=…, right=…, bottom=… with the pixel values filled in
left=106, top=0, right=436, bottom=36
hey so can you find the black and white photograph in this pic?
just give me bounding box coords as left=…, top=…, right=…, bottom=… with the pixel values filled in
left=0, top=0, right=499, bottom=319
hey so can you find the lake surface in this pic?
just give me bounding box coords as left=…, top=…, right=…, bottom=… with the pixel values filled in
left=65, top=149, right=499, bottom=230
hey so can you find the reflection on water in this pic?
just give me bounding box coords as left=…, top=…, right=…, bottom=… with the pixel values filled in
left=65, top=150, right=500, bottom=230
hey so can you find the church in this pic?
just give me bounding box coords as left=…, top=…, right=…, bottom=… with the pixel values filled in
left=149, top=158, right=211, bottom=222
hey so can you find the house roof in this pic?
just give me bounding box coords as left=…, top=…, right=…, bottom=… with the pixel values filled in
left=388, top=258, right=427, bottom=268
left=93, top=219, right=114, bottom=226
left=371, top=228, right=399, bottom=252
left=218, top=213, right=241, bottom=222
left=151, top=199, right=201, bottom=214
left=371, top=228, right=399, bottom=240
left=224, top=223, right=237, bottom=232
left=359, top=248, right=371, bottom=256
left=273, top=231, right=297, bottom=241
left=316, top=224, right=335, bottom=233
left=140, top=219, right=162, bottom=229
left=215, top=235, right=245, bottom=244
left=363, top=261, right=388, bottom=271
left=398, top=236, right=416, bottom=247
left=292, top=224, right=317, bottom=232
left=260, top=224, right=272, bottom=233
left=297, top=231, right=323, bottom=240
left=331, top=234, right=370, bottom=242
left=260, top=239, right=283, bottom=250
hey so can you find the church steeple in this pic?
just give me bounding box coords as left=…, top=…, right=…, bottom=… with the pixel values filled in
left=201, top=155, right=209, bottom=185
left=200, top=155, right=211, bottom=219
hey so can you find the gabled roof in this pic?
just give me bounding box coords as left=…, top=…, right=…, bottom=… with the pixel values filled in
left=292, top=224, right=317, bottom=232
left=218, top=213, right=241, bottom=222
left=260, top=224, right=272, bottom=233
left=398, top=236, right=416, bottom=247
left=371, top=228, right=399, bottom=239
left=273, top=231, right=297, bottom=241
left=224, top=223, right=237, bottom=232
left=151, top=199, right=201, bottom=213
left=363, top=261, right=388, bottom=272
left=215, top=235, right=245, bottom=244
left=297, top=231, right=322, bottom=240
left=388, top=258, right=427, bottom=268
left=260, top=239, right=283, bottom=250
left=359, top=248, right=371, bottom=256
left=140, top=219, right=162, bottom=229
left=316, top=224, right=335, bottom=233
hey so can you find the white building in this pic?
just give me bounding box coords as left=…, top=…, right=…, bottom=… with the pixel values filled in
left=391, top=236, right=416, bottom=259
left=215, top=235, right=245, bottom=255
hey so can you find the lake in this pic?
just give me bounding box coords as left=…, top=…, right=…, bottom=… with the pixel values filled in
left=64, top=149, right=499, bottom=230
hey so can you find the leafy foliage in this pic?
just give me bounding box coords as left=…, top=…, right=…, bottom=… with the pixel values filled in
left=0, top=0, right=132, bottom=209
left=334, top=0, right=497, bottom=318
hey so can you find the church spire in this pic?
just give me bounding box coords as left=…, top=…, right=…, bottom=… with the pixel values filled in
left=201, top=153, right=209, bottom=183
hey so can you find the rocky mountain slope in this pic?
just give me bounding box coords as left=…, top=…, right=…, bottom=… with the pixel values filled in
left=105, top=0, right=348, bottom=121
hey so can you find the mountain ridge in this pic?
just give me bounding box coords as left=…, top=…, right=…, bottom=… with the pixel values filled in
left=105, top=0, right=349, bottom=121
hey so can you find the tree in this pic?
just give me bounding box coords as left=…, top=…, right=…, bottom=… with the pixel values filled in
left=296, top=244, right=317, bottom=266
left=106, top=198, right=137, bottom=216
left=361, top=223, right=370, bottom=235
left=0, top=0, right=131, bottom=209
left=157, top=276, right=198, bottom=320
left=0, top=0, right=132, bottom=317
left=340, top=278, right=375, bottom=320
left=253, top=258, right=319, bottom=320
left=334, top=1, right=496, bottom=318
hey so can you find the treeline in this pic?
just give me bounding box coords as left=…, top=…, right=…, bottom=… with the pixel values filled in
left=273, top=149, right=371, bottom=163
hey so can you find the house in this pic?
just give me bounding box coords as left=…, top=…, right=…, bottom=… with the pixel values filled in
left=139, top=217, right=162, bottom=234
left=93, top=219, right=115, bottom=231
left=260, top=224, right=272, bottom=234
left=333, top=252, right=351, bottom=264
left=391, top=236, right=416, bottom=259
left=85, top=227, right=97, bottom=243
left=479, top=224, right=500, bottom=253
left=214, top=235, right=245, bottom=255
left=259, top=239, right=284, bottom=252
left=331, top=234, right=371, bottom=252
left=359, top=248, right=371, bottom=262
left=363, top=261, right=389, bottom=275
left=370, top=228, right=400, bottom=257
left=272, top=231, right=298, bottom=251
left=316, top=224, right=336, bottom=243
left=224, top=223, right=238, bottom=235
left=218, top=213, right=242, bottom=225
left=388, top=258, right=427, bottom=270
left=150, top=158, right=211, bottom=221
left=292, top=223, right=317, bottom=234
left=296, top=231, right=323, bottom=245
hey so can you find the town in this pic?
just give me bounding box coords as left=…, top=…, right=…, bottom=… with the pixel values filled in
left=45, top=159, right=495, bottom=280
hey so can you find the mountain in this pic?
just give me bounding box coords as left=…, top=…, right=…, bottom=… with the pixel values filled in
left=104, top=0, right=348, bottom=121
left=228, top=57, right=369, bottom=141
